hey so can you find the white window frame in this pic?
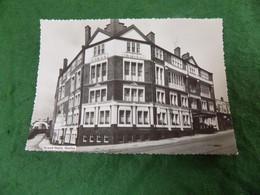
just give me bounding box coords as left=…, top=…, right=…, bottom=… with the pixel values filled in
left=155, top=64, right=165, bottom=86
left=126, top=41, right=140, bottom=53
left=170, top=92, right=178, bottom=106
left=96, top=135, right=102, bottom=143
left=182, top=112, right=191, bottom=127
left=70, top=76, right=75, bottom=93
left=99, top=107, right=110, bottom=127
left=209, top=102, right=214, bottom=111
left=104, top=135, right=109, bottom=143
left=90, top=60, right=108, bottom=84
left=123, top=59, right=144, bottom=82
left=170, top=110, right=180, bottom=127
left=201, top=100, right=208, bottom=111
left=181, top=95, right=188, bottom=108
left=118, top=107, right=132, bottom=127
left=84, top=108, right=95, bottom=127
left=76, top=70, right=81, bottom=89
left=156, top=108, right=167, bottom=127
left=89, top=86, right=107, bottom=103
left=156, top=88, right=165, bottom=104
left=89, top=135, right=94, bottom=143
left=123, top=85, right=145, bottom=102
left=136, top=107, right=150, bottom=127
left=93, top=43, right=105, bottom=56
left=155, top=48, right=163, bottom=60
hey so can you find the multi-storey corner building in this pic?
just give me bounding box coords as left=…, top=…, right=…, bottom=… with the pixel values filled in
left=215, top=98, right=232, bottom=130
left=51, top=19, right=219, bottom=145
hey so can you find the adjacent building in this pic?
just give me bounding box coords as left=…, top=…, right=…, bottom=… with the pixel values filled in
left=215, top=97, right=232, bottom=130
left=51, top=19, right=219, bottom=145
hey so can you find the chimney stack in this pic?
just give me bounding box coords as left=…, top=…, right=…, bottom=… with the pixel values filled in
left=63, top=58, right=68, bottom=69
left=59, top=68, right=63, bottom=76
left=182, top=52, right=190, bottom=60
left=174, top=47, right=181, bottom=57
left=146, top=31, right=155, bottom=43
left=85, top=25, right=91, bottom=46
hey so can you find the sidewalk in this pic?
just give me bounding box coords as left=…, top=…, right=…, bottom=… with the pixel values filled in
left=38, top=129, right=234, bottom=153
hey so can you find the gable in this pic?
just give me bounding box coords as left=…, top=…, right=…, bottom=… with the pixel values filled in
left=188, top=57, right=197, bottom=66
left=90, top=31, right=110, bottom=45
left=120, top=28, right=147, bottom=42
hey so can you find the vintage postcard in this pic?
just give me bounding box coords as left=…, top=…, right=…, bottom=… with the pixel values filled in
left=25, top=18, right=237, bottom=154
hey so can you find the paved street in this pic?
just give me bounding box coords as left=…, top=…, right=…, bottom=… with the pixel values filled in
left=35, top=130, right=237, bottom=154
left=76, top=129, right=238, bottom=155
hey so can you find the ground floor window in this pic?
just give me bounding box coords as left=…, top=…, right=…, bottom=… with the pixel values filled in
left=104, top=135, right=109, bottom=143
left=97, top=135, right=102, bottom=143
left=83, top=135, right=88, bottom=143
left=99, top=110, right=110, bottom=124
left=171, top=113, right=180, bottom=126
left=157, top=112, right=167, bottom=125
left=137, top=111, right=149, bottom=125
left=119, top=110, right=131, bottom=125
left=85, top=111, right=95, bottom=125
left=183, top=114, right=190, bottom=126
left=89, top=135, right=94, bottom=142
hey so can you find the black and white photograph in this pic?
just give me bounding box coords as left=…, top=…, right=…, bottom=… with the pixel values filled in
left=25, top=18, right=238, bottom=154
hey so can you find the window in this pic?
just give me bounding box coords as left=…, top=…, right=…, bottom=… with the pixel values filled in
left=89, top=87, right=107, bottom=103
left=83, top=135, right=88, bottom=143
left=74, top=93, right=80, bottom=106
left=94, top=43, right=105, bottom=56
left=124, top=60, right=144, bottom=81
left=168, top=71, right=185, bottom=91
left=171, top=56, right=183, bottom=69
left=119, top=110, right=131, bottom=125
left=171, top=113, right=180, bottom=126
left=90, top=62, right=107, bottom=83
left=170, top=93, right=178, bottom=106
left=67, top=112, right=72, bottom=125
left=156, top=89, right=165, bottom=104
left=97, top=135, right=101, bottom=143
left=76, top=71, right=81, bottom=89
left=69, top=96, right=74, bottom=108
left=99, top=110, right=110, bottom=125
left=201, top=100, right=207, bottom=111
left=155, top=48, right=163, bottom=60
left=137, top=111, right=149, bottom=125
left=189, top=82, right=196, bottom=93
left=183, top=114, right=190, bottom=126
left=123, top=86, right=145, bottom=102
left=209, top=102, right=214, bottom=111
left=104, top=135, right=109, bottom=143
left=61, top=85, right=65, bottom=98
left=201, top=84, right=210, bottom=98
left=85, top=111, right=95, bottom=125
left=191, top=99, right=197, bottom=109
left=200, top=70, right=209, bottom=80
left=157, top=112, right=167, bottom=125
left=71, top=76, right=75, bottom=92
left=89, top=135, right=94, bottom=143
left=127, top=41, right=140, bottom=53
left=181, top=96, right=188, bottom=108
left=155, top=65, right=164, bottom=85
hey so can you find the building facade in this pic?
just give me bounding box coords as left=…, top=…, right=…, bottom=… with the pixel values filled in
left=215, top=98, right=232, bottom=130
left=51, top=19, right=219, bottom=145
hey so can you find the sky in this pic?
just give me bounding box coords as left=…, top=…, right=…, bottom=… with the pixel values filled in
left=31, top=18, right=228, bottom=122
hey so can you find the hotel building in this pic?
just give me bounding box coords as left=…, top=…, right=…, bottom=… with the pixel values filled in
left=51, top=19, right=218, bottom=145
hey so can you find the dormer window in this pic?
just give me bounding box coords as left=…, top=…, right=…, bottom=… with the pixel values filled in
left=94, top=43, right=105, bottom=56
left=127, top=41, right=140, bottom=53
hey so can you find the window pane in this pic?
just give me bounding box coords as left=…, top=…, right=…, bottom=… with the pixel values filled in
left=144, top=111, right=148, bottom=124
left=105, top=111, right=110, bottom=124
left=131, top=42, right=135, bottom=52
left=91, top=66, right=95, bottom=79
left=96, top=90, right=100, bottom=102
left=101, top=89, right=106, bottom=101
left=119, top=110, right=124, bottom=124
left=137, top=43, right=140, bottom=53
left=100, top=111, right=104, bottom=124
left=127, top=42, right=130, bottom=52
left=90, top=112, right=94, bottom=124
left=85, top=113, right=89, bottom=124
left=138, top=63, right=142, bottom=77
left=126, top=111, right=131, bottom=124
left=102, top=63, right=106, bottom=77
left=124, top=88, right=130, bottom=101
left=138, top=89, right=143, bottom=102
left=132, top=89, right=137, bottom=101
left=101, top=44, right=104, bottom=54
left=131, top=62, right=136, bottom=76
left=138, top=111, right=142, bottom=124
left=97, top=64, right=101, bottom=78
left=125, top=62, right=130, bottom=76
left=90, top=91, right=94, bottom=103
